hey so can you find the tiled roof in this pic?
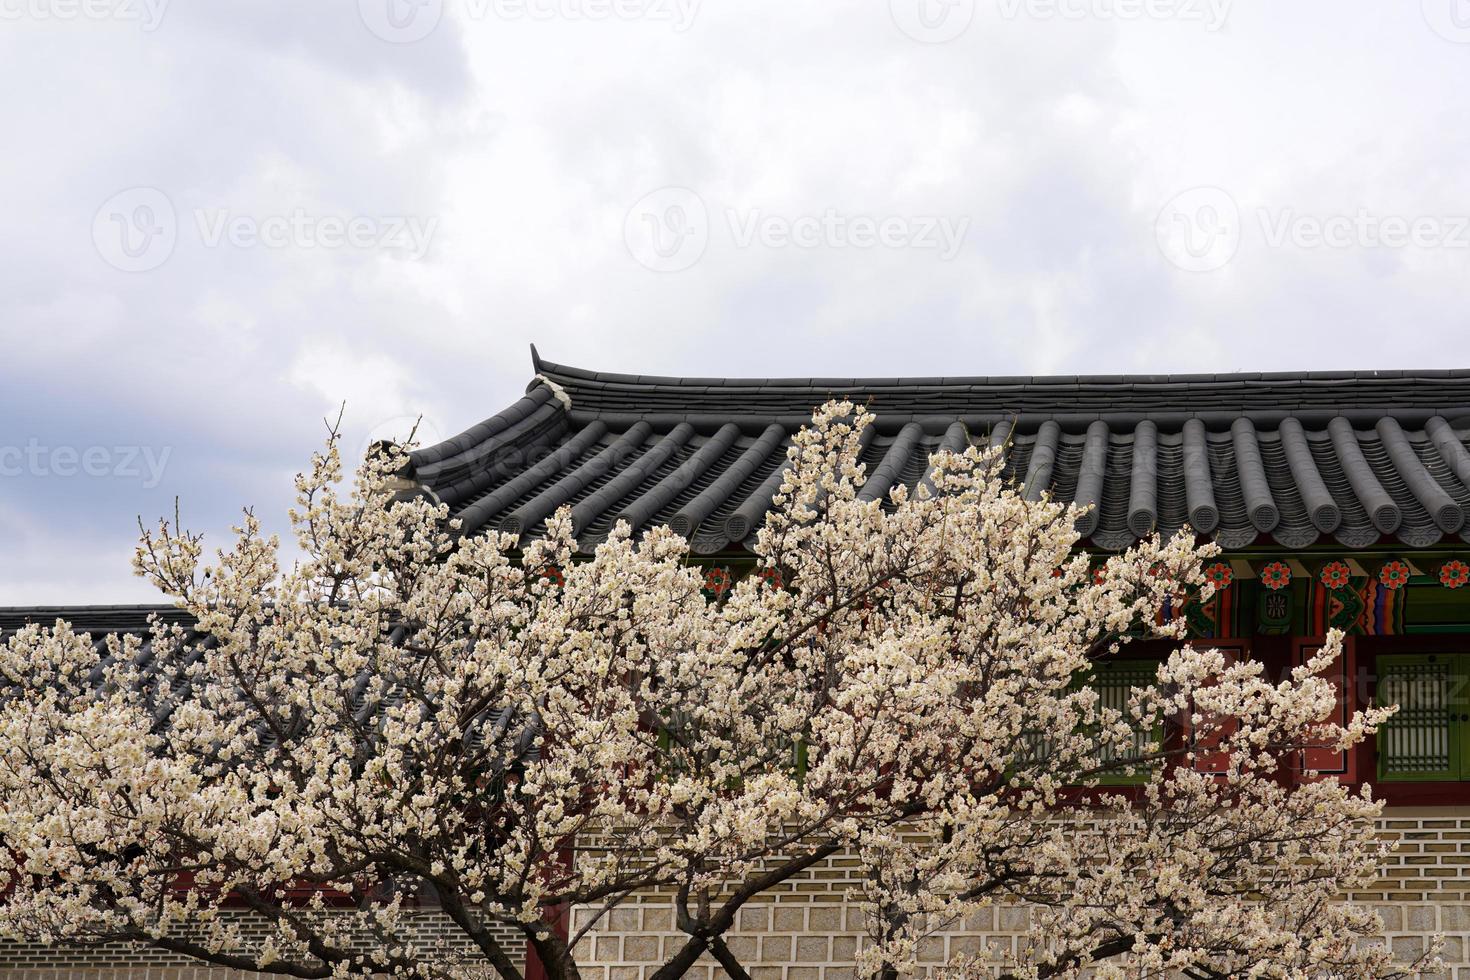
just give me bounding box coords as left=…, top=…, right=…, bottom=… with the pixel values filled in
left=1, top=607, right=220, bottom=736
left=405, top=347, right=1470, bottom=554
left=0, top=605, right=193, bottom=633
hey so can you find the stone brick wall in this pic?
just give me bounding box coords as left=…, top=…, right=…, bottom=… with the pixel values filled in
left=568, top=806, right=1470, bottom=980
left=6, top=807, right=1470, bottom=979
left=565, top=898, right=1470, bottom=980
left=0, top=911, right=523, bottom=980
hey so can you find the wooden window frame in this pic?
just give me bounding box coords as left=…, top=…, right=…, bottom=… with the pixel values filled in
left=1338, top=636, right=1470, bottom=805
left=1373, top=651, right=1464, bottom=783
left=1085, top=658, right=1165, bottom=786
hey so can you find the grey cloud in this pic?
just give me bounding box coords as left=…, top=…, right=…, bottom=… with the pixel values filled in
left=3, top=0, right=1470, bottom=601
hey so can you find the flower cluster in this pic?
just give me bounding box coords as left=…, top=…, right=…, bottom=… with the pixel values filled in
left=0, top=405, right=1419, bottom=980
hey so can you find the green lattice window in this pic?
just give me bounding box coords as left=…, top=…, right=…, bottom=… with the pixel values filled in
left=1377, top=654, right=1469, bottom=782
left=1088, top=660, right=1163, bottom=785
left=1016, top=660, right=1161, bottom=784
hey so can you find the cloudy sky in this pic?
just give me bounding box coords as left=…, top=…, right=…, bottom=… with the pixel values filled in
left=2, top=0, right=1468, bottom=603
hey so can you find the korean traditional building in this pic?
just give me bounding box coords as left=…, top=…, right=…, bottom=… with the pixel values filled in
left=8, top=348, right=1470, bottom=977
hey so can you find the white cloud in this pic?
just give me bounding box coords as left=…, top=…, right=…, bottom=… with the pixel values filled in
left=2, top=0, right=1469, bottom=601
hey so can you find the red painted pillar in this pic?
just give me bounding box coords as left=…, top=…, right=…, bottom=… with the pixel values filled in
left=525, top=901, right=569, bottom=980
left=525, top=842, right=573, bottom=980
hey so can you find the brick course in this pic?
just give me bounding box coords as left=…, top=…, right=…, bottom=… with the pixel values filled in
left=8, top=807, right=1470, bottom=978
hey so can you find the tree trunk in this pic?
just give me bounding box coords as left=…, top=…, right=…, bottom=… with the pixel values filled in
left=646, top=935, right=710, bottom=980
left=528, top=929, right=583, bottom=980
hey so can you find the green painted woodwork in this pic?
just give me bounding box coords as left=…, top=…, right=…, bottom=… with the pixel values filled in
left=1377, top=654, right=1464, bottom=782
left=1087, top=659, right=1162, bottom=786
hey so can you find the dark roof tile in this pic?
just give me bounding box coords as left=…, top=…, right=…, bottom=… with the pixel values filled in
left=401, top=351, right=1470, bottom=553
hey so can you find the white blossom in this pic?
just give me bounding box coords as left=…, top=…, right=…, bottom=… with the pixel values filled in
left=0, top=405, right=1424, bottom=980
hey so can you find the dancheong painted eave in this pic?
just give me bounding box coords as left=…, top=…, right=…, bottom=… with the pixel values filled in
left=400, top=346, right=1470, bottom=556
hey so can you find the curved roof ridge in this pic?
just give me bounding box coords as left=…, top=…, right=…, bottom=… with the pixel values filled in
left=384, top=347, right=1470, bottom=554
left=528, top=348, right=1470, bottom=427
left=0, top=605, right=193, bottom=633
left=534, top=353, right=1470, bottom=390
